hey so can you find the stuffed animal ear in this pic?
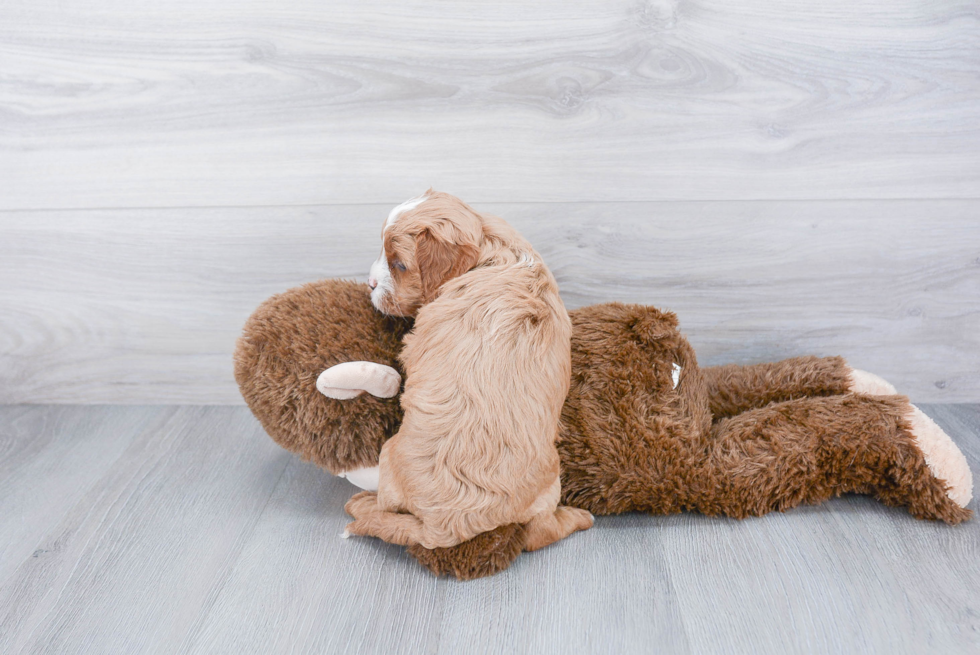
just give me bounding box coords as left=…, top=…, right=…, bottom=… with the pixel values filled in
left=415, top=227, right=479, bottom=303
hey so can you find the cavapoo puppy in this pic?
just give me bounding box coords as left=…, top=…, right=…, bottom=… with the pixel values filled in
left=343, top=190, right=593, bottom=550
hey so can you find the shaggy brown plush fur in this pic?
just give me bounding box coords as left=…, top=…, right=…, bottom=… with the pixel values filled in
left=703, top=356, right=852, bottom=419
left=235, top=279, right=972, bottom=579
left=407, top=524, right=526, bottom=580
left=556, top=304, right=967, bottom=523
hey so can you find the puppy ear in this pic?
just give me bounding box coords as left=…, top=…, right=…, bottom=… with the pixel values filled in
left=416, top=228, right=479, bottom=302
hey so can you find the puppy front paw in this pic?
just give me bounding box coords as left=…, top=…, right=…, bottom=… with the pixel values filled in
left=317, top=361, right=402, bottom=399
left=345, top=490, right=382, bottom=519
left=558, top=506, right=595, bottom=533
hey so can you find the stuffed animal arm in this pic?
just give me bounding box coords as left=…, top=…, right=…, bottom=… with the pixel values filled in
left=316, top=361, right=401, bottom=400
left=316, top=361, right=400, bottom=491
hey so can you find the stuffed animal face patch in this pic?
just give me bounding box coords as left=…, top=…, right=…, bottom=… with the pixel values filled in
left=368, top=191, right=481, bottom=317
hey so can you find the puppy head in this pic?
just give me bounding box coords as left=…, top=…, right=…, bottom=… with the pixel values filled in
left=369, top=190, right=481, bottom=317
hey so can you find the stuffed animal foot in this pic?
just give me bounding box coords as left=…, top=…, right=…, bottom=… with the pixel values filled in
left=317, top=361, right=401, bottom=399
left=407, top=511, right=592, bottom=580
left=408, top=524, right=527, bottom=580
left=847, top=367, right=898, bottom=396
left=907, top=405, right=973, bottom=507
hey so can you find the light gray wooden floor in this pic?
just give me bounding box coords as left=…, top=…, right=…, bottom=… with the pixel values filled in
left=1, top=404, right=978, bottom=654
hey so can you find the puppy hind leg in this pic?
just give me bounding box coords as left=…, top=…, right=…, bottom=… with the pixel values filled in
left=344, top=491, right=429, bottom=546
left=523, top=506, right=594, bottom=552
left=345, top=490, right=383, bottom=519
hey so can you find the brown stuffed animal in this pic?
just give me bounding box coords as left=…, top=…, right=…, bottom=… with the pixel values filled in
left=234, top=279, right=973, bottom=579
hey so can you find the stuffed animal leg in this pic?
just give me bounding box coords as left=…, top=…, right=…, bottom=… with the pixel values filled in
left=701, top=355, right=895, bottom=419
left=694, top=393, right=972, bottom=523
left=410, top=346, right=973, bottom=579
left=699, top=356, right=972, bottom=517
left=408, top=378, right=973, bottom=578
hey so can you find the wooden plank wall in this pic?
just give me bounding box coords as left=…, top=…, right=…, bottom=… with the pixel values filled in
left=1, top=0, right=978, bottom=403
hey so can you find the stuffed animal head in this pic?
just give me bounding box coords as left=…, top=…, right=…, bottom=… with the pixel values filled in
left=234, top=279, right=411, bottom=475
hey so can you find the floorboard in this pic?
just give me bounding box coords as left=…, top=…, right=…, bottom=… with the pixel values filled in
left=0, top=404, right=977, bottom=654
left=0, top=406, right=290, bottom=655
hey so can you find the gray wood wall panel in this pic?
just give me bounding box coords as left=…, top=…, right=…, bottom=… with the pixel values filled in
left=1, top=0, right=978, bottom=209
left=1, top=404, right=978, bottom=654
left=1, top=200, right=978, bottom=404
left=1, top=0, right=978, bottom=404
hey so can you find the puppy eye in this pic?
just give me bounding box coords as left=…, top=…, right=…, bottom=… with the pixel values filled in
left=393, top=260, right=407, bottom=272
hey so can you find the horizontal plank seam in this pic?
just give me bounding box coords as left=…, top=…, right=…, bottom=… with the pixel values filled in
left=3, top=197, right=980, bottom=213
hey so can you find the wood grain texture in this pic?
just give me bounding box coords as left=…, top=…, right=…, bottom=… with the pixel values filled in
left=0, top=406, right=290, bottom=655
left=188, top=457, right=449, bottom=655
left=0, top=404, right=977, bottom=653
left=0, top=406, right=168, bottom=585
left=1, top=0, right=978, bottom=209
left=1, top=201, right=978, bottom=404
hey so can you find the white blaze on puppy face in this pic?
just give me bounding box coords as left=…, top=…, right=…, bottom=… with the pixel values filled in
left=368, top=255, right=392, bottom=309
left=385, top=194, right=428, bottom=231
left=370, top=194, right=427, bottom=311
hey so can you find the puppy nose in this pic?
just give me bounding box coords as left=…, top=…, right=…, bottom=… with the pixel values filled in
left=368, top=277, right=378, bottom=290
